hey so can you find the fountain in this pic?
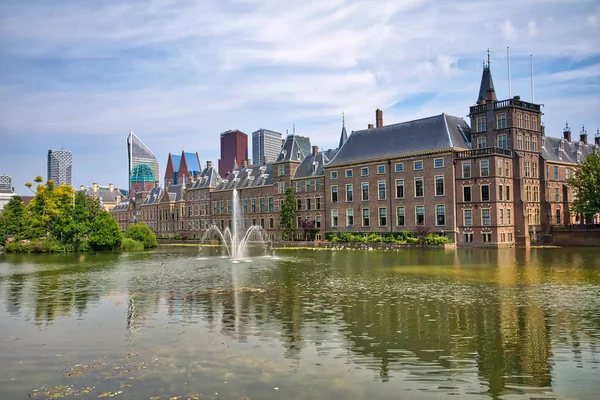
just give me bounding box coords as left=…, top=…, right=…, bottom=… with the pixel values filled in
left=202, top=189, right=271, bottom=259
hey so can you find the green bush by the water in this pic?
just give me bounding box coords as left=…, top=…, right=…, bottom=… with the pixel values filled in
left=121, top=237, right=145, bottom=251
left=125, top=223, right=158, bottom=249
left=326, top=232, right=451, bottom=245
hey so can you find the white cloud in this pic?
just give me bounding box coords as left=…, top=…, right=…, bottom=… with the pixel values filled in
left=527, top=20, right=538, bottom=37
left=501, top=20, right=518, bottom=41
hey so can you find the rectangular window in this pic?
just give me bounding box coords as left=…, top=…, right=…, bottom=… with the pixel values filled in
left=361, top=183, right=369, bottom=201
left=260, top=198, right=265, bottom=213
left=498, top=160, right=503, bottom=176
left=379, top=208, right=387, bottom=226
left=297, top=198, right=302, bottom=211
left=499, top=185, right=503, bottom=201
left=331, top=186, right=338, bottom=203
left=397, top=207, right=405, bottom=226
left=278, top=165, right=285, bottom=177
left=415, top=206, right=425, bottom=225
left=554, top=187, right=559, bottom=202
left=346, top=209, right=354, bottom=227
left=483, top=232, right=492, bottom=243
left=500, top=209, right=504, bottom=225
left=477, top=136, right=487, bottom=149
left=525, top=135, right=531, bottom=151
left=269, top=217, right=274, bottom=229
left=497, top=134, right=507, bottom=148
left=278, top=181, right=285, bottom=194
left=554, top=166, right=559, bottom=180
left=316, top=197, right=321, bottom=210
left=463, top=186, right=472, bottom=202
left=463, top=162, right=471, bottom=178
left=533, top=186, right=539, bottom=202
left=555, top=209, right=561, bottom=224
left=480, top=160, right=489, bottom=177
left=377, top=165, right=385, bottom=174
left=506, top=185, right=511, bottom=201
left=434, top=158, right=444, bottom=168
left=507, top=208, right=511, bottom=225
left=496, top=113, right=507, bottom=129
left=361, top=167, right=369, bottom=176
left=243, top=199, right=248, bottom=214
left=526, top=185, right=532, bottom=202
left=331, top=210, right=339, bottom=227
left=306, top=180, right=312, bottom=192
left=345, top=169, right=353, bottom=178
left=296, top=181, right=302, bottom=193
left=436, top=205, right=445, bottom=226
left=482, top=209, right=491, bottom=226
left=435, top=176, right=444, bottom=196
left=331, top=171, right=338, bottom=179
left=464, top=233, right=473, bottom=243
left=260, top=218, right=265, bottom=229
left=395, top=163, right=404, bottom=172
left=525, top=161, right=531, bottom=177
left=532, top=162, right=538, bottom=178
left=415, top=178, right=424, bottom=197
left=316, top=215, right=321, bottom=228
left=346, top=184, right=353, bottom=202
left=362, top=208, right=370, bottom=227
left=414, top=160, right=423, bottom=170
left=396, top=179, right=404, bottom=198
left=269, top=197, right=274, bottom=212
left=532, top=136, right=538, bottom=152
left=316, top=179, right=321, bottom=190
left=251, top=199, right=256, bottom=213
left=481, top=185, right=490, bottom=201
left=476, top=116, right=486, bottom=132
left=378, top=181, right=386, bottom=200
left=565, top=168, right=570, bottom=180
left=464, top=209, right=472, bottom=226
left=524, top=115, right=530, bottom=130
left=306, top=198, right=312, bottom=210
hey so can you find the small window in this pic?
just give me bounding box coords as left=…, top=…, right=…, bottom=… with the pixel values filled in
left=436, top=205, right=446, bottom=226
left=361, top=183, right=369, bottom=201
left=378, top=181, right=386, bottom=200
left=362, top=208, right=370, bottom=227
left=331, top=171, right=338, bottom=179
left=435, top=176, right=444, bottom=196
left=434, top=158, right=444, bottom=168
left=463, top=209, right=472, bottom=226
left=477, top=137, right=487, bottom=149
left=377, top=165, right=385, bottom=174
left=331, top=210, right=339, bottom=227
left=463, top=162, right=471, bottom=178
left=345, top=169, right=353, bottom=178
left=395, top=179, right=404, bottom=199
left=480, top=160, right=489, bottom=177
left=463, top=186, right=472, bottom=202
left=379, top=208, right=387, bottom=227
left=415, top=178, right=424, bottom=197
left=331, top=185, right=338, bottom=203
left=397, top=207, right=405, bottom=226
left=496, top=113, right=507, bottom=129
left=361, top=167, right=369, bottom=176
left=481, top=185, right=490, bottom=202
left=482, top=209, right=491, bottom=226
left=414, top=160, right=423, bottom=170
left=346, top=209, right=354, bottom=227
left=415, top=206, right=425, bottom=225
left=395, top=163, right=404, bottom=172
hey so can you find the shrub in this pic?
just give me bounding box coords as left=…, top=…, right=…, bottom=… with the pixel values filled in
left=420, top=234, right=452, bottom=246
left=125, top=223, right=158, bottom=249
left=121, top=238, right=144, bottom=251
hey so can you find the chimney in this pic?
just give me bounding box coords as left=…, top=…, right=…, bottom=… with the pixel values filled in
left=282, top=139, right=286, bottom=147
left=375, top=109, right=383, bottom=128
left=92, top=182, right=98, bottom=192
left=312, top=145, right=319, bottom=156
left=206, top=161, right=212, bottom=168
left=563, top=123, right=571, bottom=142
left=595, top=129, right=600, bottom=146
left=79, top=185, right=85, bottom=190
left=241, top=159, right=247, bottom=168
left=368, top=123, right=374, bottom=129
left=263, top=156, right=268, bottom=165
left=109, top=183, right=114, bottom=192
left=580, top=125, right=588, bottom=145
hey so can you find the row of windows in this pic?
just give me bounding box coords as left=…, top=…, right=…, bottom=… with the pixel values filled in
left=463, top=231, right=513, bottom=243
left=462, top=159, right=512, bottom=178
left=548, top=165, right=571, bottom=181
left=331, top=158, right=445, bottom=179
left=296, top=197, right=322, bottom=211
left=331, top=205, right=447, bottom=228
left=525, top=185, right=540, bottom=202
left=294, top=178, right=322, bottom=193
left=527, top=208, right=541, bottom=225
left=516, top=134, right=538, bottom=152
left=462, top=208, right=512, bottom=227
left=475, top=113, right=538, bottom=133
left=331, top=176, right=446, bottom=202
left=461, top=184, right=511, bottom=202
left=523, top=161, right=539, bottom=178
left=212, top=197, right=276, bottom=215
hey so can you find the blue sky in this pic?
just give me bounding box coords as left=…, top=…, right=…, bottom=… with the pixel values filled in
left=1, top=0, right=599, bottom=195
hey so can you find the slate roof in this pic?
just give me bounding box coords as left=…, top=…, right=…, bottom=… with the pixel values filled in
left=112, top=198, right=131, bottom=211
left=141, top=187, right=162, bottom=206
left=189, top=166, right=222, bottom=190
left=293, top=150, right=336, bottom=179
left=165, top=184, right=185, bottom=202
left=213, top=163, right=274, bottom=192
left=478, top=65, right=497, bottom=102
left=78, top=186, right=128, bottom=204
left=275, top=135, right=305, bottom=163
left=338, top=125, right=348, bottom=149
left=541, top=135, right=599, bottom=164
left=328, top=113, right=471, bottom=167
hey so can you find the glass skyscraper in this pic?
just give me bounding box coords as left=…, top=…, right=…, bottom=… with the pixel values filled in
left=47, top=149, right=72, bottom=186
left=252, top=129, right=283, bottom=164
left=127, top=130, right=159, bottom=194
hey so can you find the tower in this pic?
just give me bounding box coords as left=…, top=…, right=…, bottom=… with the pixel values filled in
left=127, top=130, right=159, bottom=195
left=252, top=129, right=283, bottom=165
left=47, top=149, right=72, bottom=186
left=218, top=130, right=248, bottom=178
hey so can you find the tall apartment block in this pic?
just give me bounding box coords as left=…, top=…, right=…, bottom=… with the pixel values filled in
left=218, top=130, right=248, bottom=178
left=127, top=130, right=160, bottom=194
left=252, top=129, right=283, bottom=165
left=47, top=149, right=72, bottom=186
left=294, top=135, right=312, bottom=159
left=0, top=174, right=11, bottom=191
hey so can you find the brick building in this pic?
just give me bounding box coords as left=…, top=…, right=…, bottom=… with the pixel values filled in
left=218, top=130, right=248, bottom=178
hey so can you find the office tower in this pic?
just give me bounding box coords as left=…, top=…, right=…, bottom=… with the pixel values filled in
left=0, top=174, right=11, bottom=191
left=47, top=149, right=73, bottom=186
left=218, top=130, right=248, bottom=178
left=294, top=135, right=312, bottom=160
left=164, top=151, right=202, bottom=186
left=127, top=130, right=160, bottom=194
left=252, top=129, right=283, bottom=165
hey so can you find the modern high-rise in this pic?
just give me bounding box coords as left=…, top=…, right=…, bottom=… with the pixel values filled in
left=47, top=149, right=72, bottom=186
left=294, top=135, right=312, bottom=160
left=0, top=174, right=11, bottom=191
left=218, top=130, right=248, bottom=178
left=252, top=129, right=283, bottom=165
left=127, top=130, right=159, bottom=194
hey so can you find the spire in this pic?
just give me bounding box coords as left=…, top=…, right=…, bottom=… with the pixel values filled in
left=338, top=112, right=348, bottom=149
left=477, top=49, right=497, bottom=103
left=232, top=157, right=238, bottom=171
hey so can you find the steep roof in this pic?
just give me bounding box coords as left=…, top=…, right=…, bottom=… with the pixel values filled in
left=112, top=198, right=131, bottom=211
left=541, top=135, right=599, bottom=164
left=478, top=65, right=497, bottom=102
left=171, top=155, right=182, bottom=173
left=213, top=163, right=274, bottom=192
left=328, top=113, right=471, bottom=167
left=275, top=135, right=305, bottom=163
left=293, top=151, right=329, bottom=179
left=183, top=152, right=201, bottom=173
left=78, top=186, right=127, bottom=204
left=189, top=166, right=222, bottom=190
left=338, top=124, right=348, bottom=149
left=141, top=187, right=163, bottom=206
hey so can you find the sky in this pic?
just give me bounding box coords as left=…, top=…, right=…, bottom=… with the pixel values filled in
left=1, top=0, right=599, bottom=195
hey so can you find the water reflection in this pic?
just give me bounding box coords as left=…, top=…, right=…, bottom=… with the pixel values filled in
left=1, top=247, right=599, bottom=398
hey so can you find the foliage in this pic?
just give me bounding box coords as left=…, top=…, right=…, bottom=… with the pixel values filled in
left=415, top=224, right=430, bottom=240
left=125, top=222, right=158, bottom=248
left=5, top=238, right=67, bottom=254
left=567, top=152, right=600, bottom=218
left=121, top=238, right=145, bottom=251
left=0, top=196, right=34, bottom=243
left=301, top=219, right=318, bottom=241
left=421, top=234, right=452, bottom=245
left=326, top=231, right=450, bottom=246
left=88, top=211, right=123, bottom=250
left=279, top=187, right=296, bottom=241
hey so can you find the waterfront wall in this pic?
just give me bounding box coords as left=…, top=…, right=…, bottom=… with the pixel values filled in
left=546, top=230, right=600, bottom=246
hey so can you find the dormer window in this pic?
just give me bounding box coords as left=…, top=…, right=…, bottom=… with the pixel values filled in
left=312, top=162, right=318, bottom=173
left=246, top=169, right=252, bottom=178
left=297, top=150, right=301, bottom=159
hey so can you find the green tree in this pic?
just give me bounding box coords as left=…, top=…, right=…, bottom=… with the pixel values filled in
left=88, top=211, right=123, bottom=250
left=0, top=196, right=32, bottom=244
left=279, top=187, right=296, bottom=241
left=125, top=222, right=158, bottom=249
left=567, top=152, right=600, bottom=220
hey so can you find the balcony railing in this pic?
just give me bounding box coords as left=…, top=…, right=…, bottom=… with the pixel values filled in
left=455, top=147, right=513, bottom=159
left=469, top=98, right=541, bottom=115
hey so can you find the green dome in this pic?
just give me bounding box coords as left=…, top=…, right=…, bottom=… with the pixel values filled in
left=130, top=164, right=155, bottom=183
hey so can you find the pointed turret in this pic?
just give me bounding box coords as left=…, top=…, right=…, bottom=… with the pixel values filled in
left=477, top=50, right=497, bottom=103
left=338, top=112, right=348, bottom=149
left=232, top=157, right=238, bottom=172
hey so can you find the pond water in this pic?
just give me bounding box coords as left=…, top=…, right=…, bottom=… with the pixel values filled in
left=0, top=246, right=599, bottom=400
